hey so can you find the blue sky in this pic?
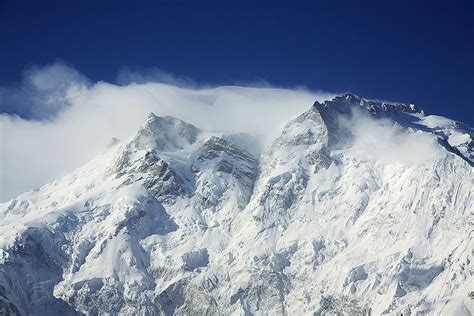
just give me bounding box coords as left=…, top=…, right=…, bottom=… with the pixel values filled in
left=0, top=0, right=473, bottom=124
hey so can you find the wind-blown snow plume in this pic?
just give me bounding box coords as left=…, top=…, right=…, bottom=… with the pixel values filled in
left=0, top=63, right=333, bottom=201
left=339, top=109, right=442, bottom=164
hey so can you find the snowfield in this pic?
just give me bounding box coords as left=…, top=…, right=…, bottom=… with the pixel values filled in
left=0, top=94, right=473, bottom=315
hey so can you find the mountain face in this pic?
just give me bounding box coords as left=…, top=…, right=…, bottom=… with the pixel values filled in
left=0, top=94, right=473, bottom=315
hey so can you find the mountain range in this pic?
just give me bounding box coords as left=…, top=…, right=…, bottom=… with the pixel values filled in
left=0, top=94, right=472, bottom=315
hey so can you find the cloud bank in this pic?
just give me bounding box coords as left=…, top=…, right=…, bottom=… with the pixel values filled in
left=0, top=63, right=334, bottom=201
left=0, top=63, right=446, bottom=202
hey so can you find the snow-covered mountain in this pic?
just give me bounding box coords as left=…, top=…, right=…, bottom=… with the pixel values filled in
left=0, top=94, right=473, bottom=315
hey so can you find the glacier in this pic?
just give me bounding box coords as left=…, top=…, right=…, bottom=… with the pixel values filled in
left=0, top=94, right=472, bottom=315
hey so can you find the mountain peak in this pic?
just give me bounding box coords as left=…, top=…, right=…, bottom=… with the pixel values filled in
left=133, top=113, right=200, bottom=151
left=315, top=94, right=423, bottom=116
left=144, top=113, right=190, bottom=128
left=341, top=93, right=363, bottom=102
left=146, top=111, right=159, bottom=122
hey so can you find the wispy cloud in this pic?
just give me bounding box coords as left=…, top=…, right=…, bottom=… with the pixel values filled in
left=0, top=62, right=90, bottom=120
left=339, top=109, right=442, bottom=164
left=116, top=67, right=197, bottom=87
left=1, top=63, right=443, bottom=202
left=0, top=63, right=334, bottom=201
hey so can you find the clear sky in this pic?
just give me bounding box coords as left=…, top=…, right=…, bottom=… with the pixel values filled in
left=0, top=0, right=473, bottom=124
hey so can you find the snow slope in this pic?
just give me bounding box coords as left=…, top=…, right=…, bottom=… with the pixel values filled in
left=0, top=94, right=472, bottom=315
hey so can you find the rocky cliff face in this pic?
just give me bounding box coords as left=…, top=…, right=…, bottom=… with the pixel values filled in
left=0, top=94, right=472, bottom=315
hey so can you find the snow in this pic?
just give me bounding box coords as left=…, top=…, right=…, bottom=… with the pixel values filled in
left=0, top=94, right=472, bottom=315
left=449, top=132, right=472, bottom=147
left=417, top=115, right=456, bottom=129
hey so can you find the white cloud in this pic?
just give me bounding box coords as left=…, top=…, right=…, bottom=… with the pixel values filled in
left=0, top=62, right=90, bottom=119
left=340, top=109, right=442, bottom=164
left=0, top=63, right=334, bottom=201
left=1, top=64, right=444, bottom=202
